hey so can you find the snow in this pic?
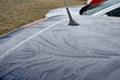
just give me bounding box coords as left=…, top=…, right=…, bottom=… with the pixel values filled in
left=0, top=7, right=120, bottom=80
left=45, top=5, right=83, bottom=17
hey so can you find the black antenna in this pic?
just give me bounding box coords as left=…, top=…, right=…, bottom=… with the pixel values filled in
left=63, top=0, right=79, bottom=26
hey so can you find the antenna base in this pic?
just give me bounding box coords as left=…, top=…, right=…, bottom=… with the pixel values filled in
left=69, top=19, right=79, bottom=26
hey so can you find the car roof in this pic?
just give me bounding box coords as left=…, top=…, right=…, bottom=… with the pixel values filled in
left=83, top=0, right=120, bottom=15
left=0, top=15, right=120, bottom=80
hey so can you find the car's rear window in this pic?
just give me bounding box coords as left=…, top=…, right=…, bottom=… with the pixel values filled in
left=83, top=0, right=120, bottom=15
left=106, top=7, right=120, bottom=17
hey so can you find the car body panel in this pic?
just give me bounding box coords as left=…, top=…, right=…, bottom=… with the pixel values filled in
left=86, top=0, right=105, bottom=5
left=0, top=15, right=120, bottom=80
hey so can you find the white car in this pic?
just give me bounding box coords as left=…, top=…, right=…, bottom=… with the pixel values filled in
left=0, top=15, right=120, bottom=80
left=0, top=1, right=120, bottom=80
left=81, top=0, right=120, bottom=17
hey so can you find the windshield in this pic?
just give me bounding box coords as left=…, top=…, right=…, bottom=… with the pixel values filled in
left=83, top=0, right=120, bottom=15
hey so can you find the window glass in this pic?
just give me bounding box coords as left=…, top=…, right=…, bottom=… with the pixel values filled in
left=83, top=0, right=120, bottom=15
left=106, top=7, right=120, bottom=17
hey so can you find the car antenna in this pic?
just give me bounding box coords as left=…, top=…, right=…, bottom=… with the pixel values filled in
left=63, top=0, right=79, bottom=26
